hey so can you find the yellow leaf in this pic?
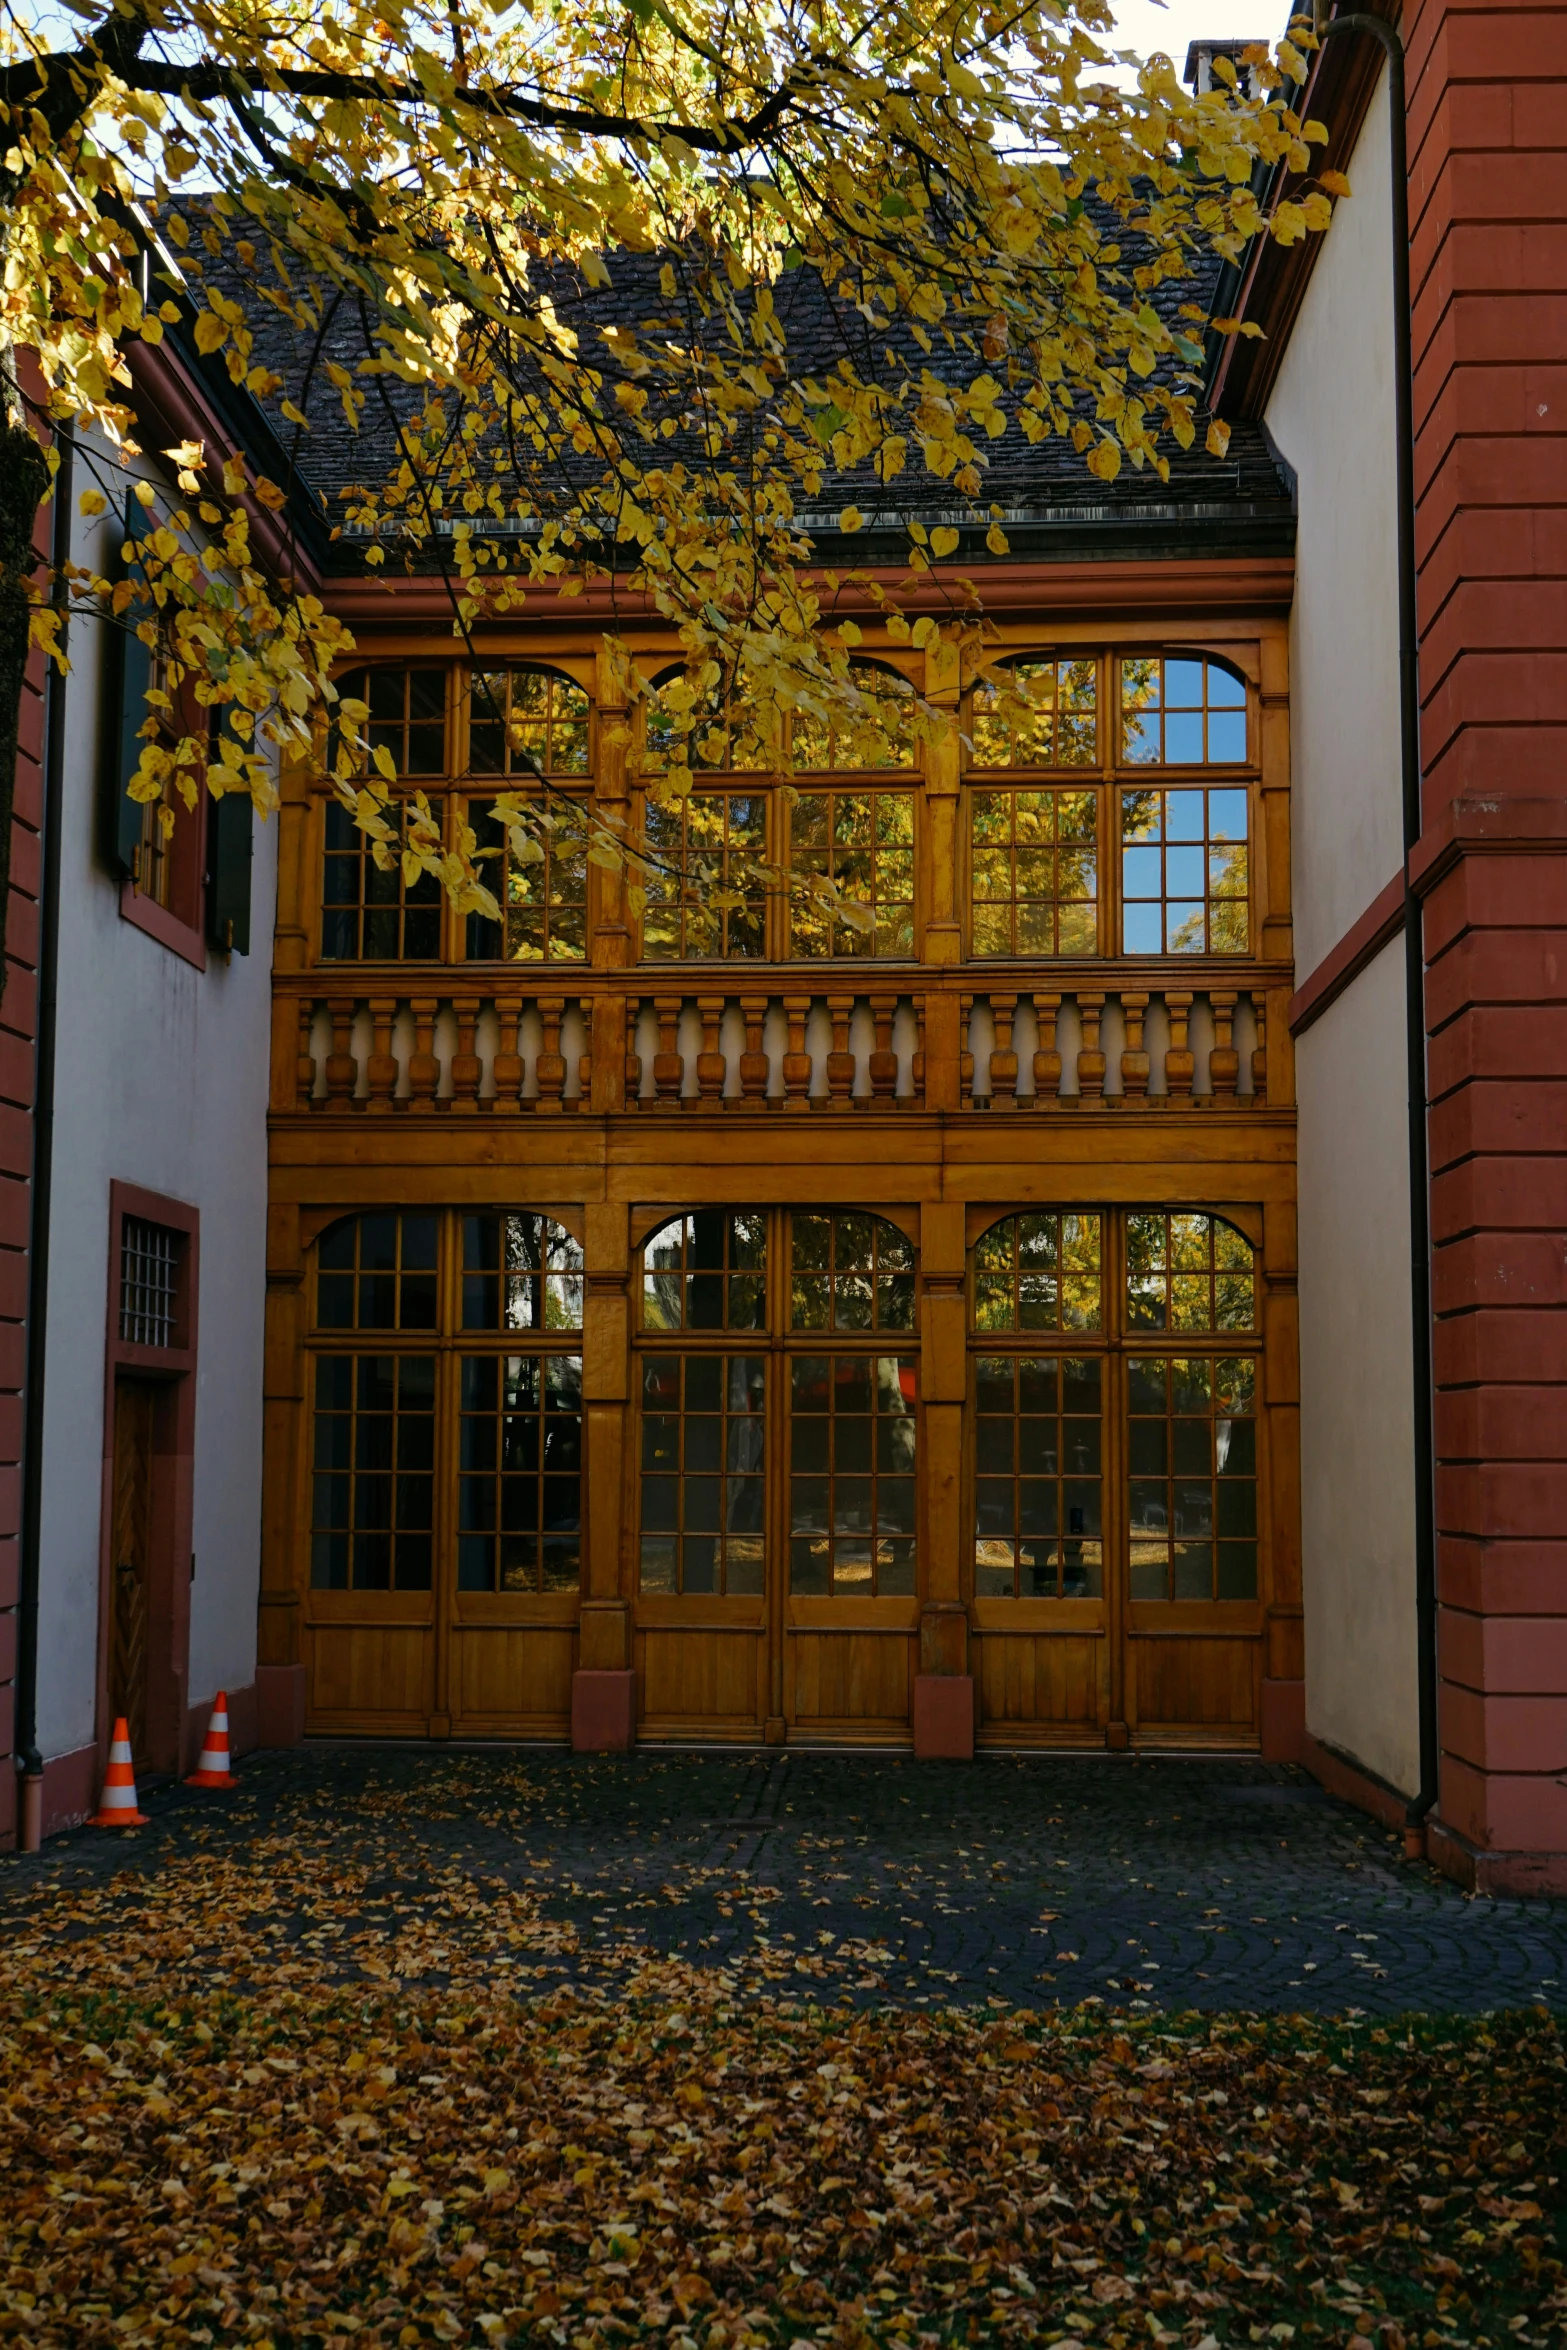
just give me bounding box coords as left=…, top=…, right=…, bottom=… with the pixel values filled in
left=930, top=524, right=959, bottom=558
left=192, top=312, right=228, bottom=356
left=372, top=744, right=399, bottom=783
left=1086, top=439, right=1121, bottom=483
left=1206, top=418, right=1232, bottom=459
left=1319, top=169, right=1353, bottom=198
left=78, top=489, right=107, bottom=517
left=838, top=506, right=864, bottom=533
left=986, top=522, right=1010, bottom=556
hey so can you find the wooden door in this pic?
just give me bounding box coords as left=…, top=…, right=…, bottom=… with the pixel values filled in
left=110, top=1378, right=156, bottom=1763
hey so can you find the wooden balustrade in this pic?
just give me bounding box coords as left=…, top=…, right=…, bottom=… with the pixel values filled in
left=282, top=980, right=1281, bottom=1113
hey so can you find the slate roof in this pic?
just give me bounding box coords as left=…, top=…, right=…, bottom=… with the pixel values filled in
left=178, top=226, right=1294, bottom=575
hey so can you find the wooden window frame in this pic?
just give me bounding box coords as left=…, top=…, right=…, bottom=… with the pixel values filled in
left=301, top=1206, right=588, bottom=1608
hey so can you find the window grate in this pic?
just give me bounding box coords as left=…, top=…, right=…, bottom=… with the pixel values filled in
left=121, top=1218, right=180, bottom=1348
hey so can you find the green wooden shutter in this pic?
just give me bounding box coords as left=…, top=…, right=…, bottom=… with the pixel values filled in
left=98, top=496, right=154, bottom=878
left=207, top=778, right=252, bottom=955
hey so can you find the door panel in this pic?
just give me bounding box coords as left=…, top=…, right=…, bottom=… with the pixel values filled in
left=974, top=1630, right=1108, bottom=1743
left=110, top=1379, right=156, bottom=1763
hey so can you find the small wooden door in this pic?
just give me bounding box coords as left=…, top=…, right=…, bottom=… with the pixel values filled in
left=110, top=1379, right=157, bottom=1763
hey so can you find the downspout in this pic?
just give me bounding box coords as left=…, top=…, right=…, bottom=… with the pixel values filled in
left=1317, top=10, right=1440, bottom=1853
left=14, top=420, right=71, bottom=1852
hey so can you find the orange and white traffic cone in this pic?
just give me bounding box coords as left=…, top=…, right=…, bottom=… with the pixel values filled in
left=185, top=1692, right=236, bottom=1789
left=91, top=1719, right=149, bottom=1828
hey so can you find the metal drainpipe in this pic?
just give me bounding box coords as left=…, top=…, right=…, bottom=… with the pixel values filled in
left=14, top=421, right=72, bottom=1853
left=1317, top=9, right=1440, bottom=1852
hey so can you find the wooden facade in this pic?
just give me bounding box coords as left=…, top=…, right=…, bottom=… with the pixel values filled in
left=260, top=577, right=1301, bottom=1752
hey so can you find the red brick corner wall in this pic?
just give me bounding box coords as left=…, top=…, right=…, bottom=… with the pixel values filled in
left=1407, top=0, right=1567, bottom=1893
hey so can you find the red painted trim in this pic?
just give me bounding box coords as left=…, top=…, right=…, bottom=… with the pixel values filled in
left=38, top=1742, right=99, bottom=1840
left=97, top=1184, right=201, bottom=1781
left=326, top=554, right=1297, bottom=634
left=126, top=341, right=320, bottom=595
left=1410, top=794, right=1567, bottom=897
left=1289, top=871, right=1406, bottom=1036
left=118, top=879, right=208, bottom=972
left=1299, top=1729, right=1412, bottom=1832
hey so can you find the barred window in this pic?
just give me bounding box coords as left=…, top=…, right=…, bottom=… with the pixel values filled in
left=971, top=657, right=1097, bottom=768
left=1128, top=1356, right=1258, bottom=1601
left=1126, top=1212, right=1255, bottom=1333
left=972, top=1213, right=1103, bottom=1334
left=1120, top=655, right=1247, bottom=766
left=790, top=1212, right=916, bottom=1332
left=642, top=1211, right=767, bottom=1332
left=461, top=1214, right=584, bottom=1332
left=120, top=1217, right=180, bottom=1348
left=469, top=667, right=590, bottom=778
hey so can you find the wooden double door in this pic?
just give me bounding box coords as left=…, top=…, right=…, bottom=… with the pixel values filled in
left=298, top=1203, right=1273, bottom=1747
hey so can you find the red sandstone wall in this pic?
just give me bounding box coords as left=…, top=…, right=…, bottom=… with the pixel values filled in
left=1406, top=0, right=1567, bottom=1886
left=0, top=624, right=43, bottom=1852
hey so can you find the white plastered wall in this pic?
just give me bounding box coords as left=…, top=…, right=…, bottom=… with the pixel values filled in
left=32, top=475, right=277, bottom=1763
left=1267, top=66, right=1420, bottom=1791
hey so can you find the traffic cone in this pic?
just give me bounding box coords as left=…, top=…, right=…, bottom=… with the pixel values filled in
left=91, top=1719, right=149, bottom=1828
left=185, top=1692, right=237, bottom=1789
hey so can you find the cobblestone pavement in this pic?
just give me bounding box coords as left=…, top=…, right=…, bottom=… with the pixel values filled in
left=5, top=1743, right=1566, bottom=2014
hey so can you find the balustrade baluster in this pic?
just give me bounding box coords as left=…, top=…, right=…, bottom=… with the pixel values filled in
left=1076, top=991, right=1106, bottom=1103
left=449, top=994, right=482, bottom=1113
left=1031, top=992, right=1061, bottom=1107
left=738, top=996, right=769, bottom=1110
left=324, top=997, right=358, bottom=1114
left=695, top=996, right=726, bottom=1109
left=826, top=993, right=855, bottom=1110
left=365, top=997, right=398, bottom=1113
left=623, top=994, right=644, bottom=1108
left=298, top=998, right=321, bottom=1112
left=868, top=993, right=898, bottom=1105
left=407, top=998, right=439, bottom=1113
left=536, top=996, right=567, bottom=1113
left=492, top=993, right=523, bottom=1113
left=1164, top=992, right=1195, bottom=1102
left=652, top=996, right=683, bottom=1108
left=1120, top=992, right=1150, bottom=1104
left=989, top=994, right=1018, bottom=1109
left=781, top=995, right=812, bottom=1111
left=1210, top=991, right=1240, bottom=1103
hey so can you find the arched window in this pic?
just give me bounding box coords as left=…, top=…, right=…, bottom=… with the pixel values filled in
left=971, top=656, right=1097, bottom=769
left=468, top=666, right=590, bottom=777
left=789, top=1211, right=915, bottom=1332
left=1120, top=655, right=1247, bottom=765
left=330, top=663, right=448, bottom=778
left=792, top=661, right=915, bottom=771
left=641, top=1210, right=767, bottom=1331
left=972, top=1212, right=1103, bottom=1334
left=1125, top=1211, right=1255, bottom=1332
left=315, top=1212, right=438, bottom=1330
left=644, top=667, right=777, bottom=772
left=460, top=1213, right=583, bottom=1331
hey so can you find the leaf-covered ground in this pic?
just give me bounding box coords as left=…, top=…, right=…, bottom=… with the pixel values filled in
left=0, top=1749, right=1563, bottom=2348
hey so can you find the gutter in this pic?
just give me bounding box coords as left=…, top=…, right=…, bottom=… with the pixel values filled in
left=14, top=422, right=71, bottom=1852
